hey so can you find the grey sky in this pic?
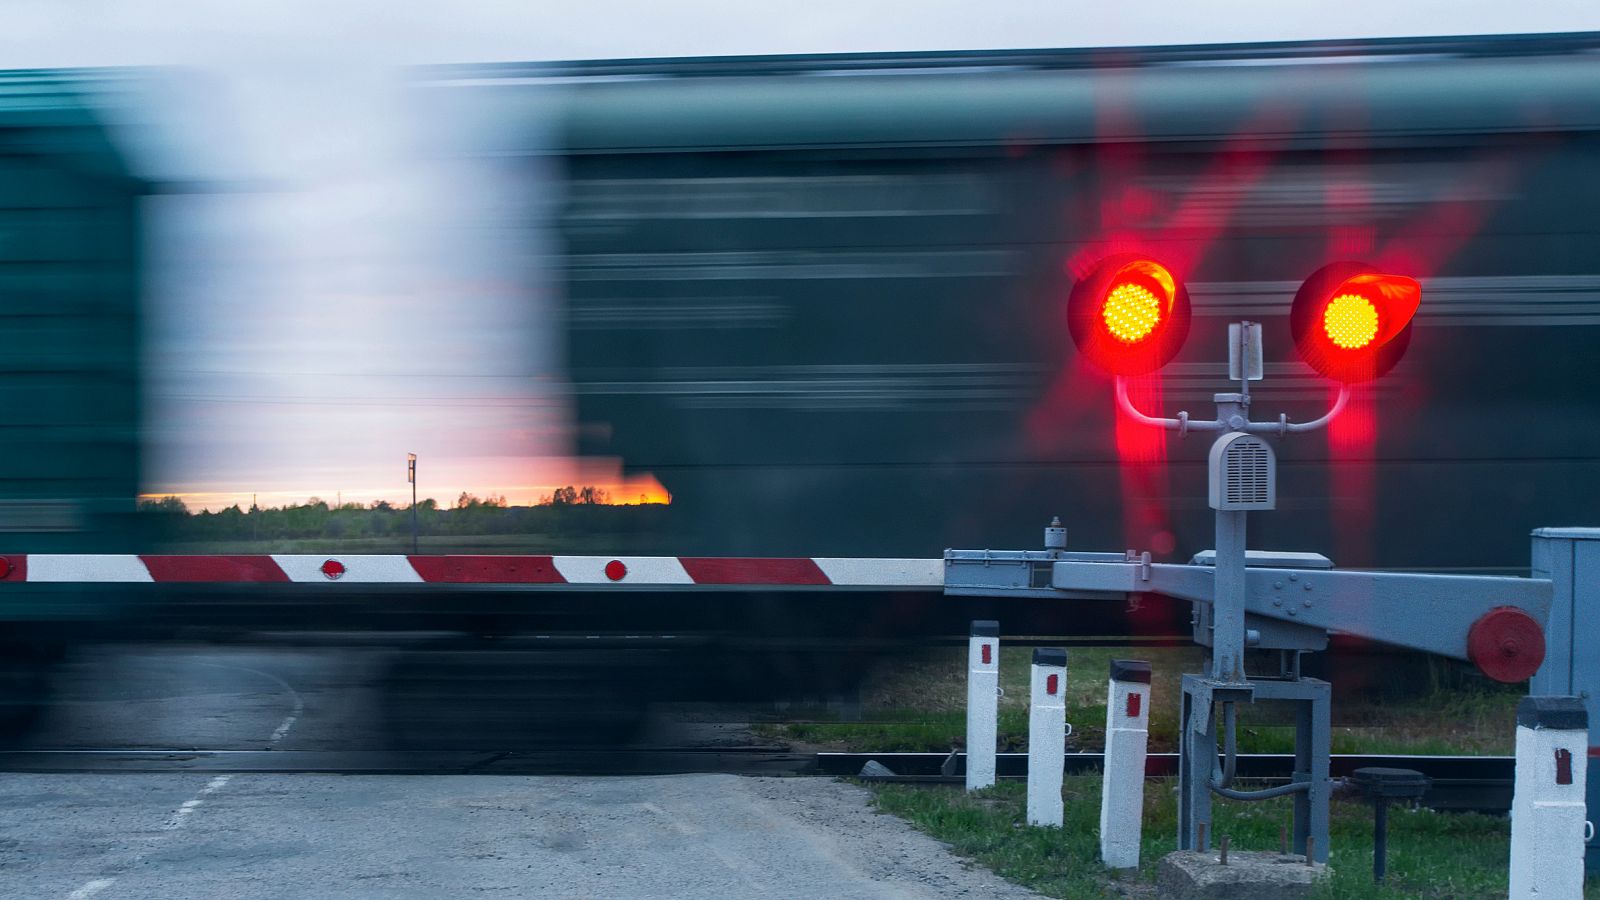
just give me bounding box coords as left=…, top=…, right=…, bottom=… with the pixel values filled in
left=3, top=1, right=1597, bottom=508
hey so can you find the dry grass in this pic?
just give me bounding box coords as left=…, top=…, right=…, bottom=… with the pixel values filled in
left=763, top=645, right=1522, bottom=755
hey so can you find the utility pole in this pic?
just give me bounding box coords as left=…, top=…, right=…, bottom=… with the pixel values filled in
left=407, top=453, right=418, bottom=554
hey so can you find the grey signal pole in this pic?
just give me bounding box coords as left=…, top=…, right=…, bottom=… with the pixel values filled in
left=408, top=453, right=418, bottom=554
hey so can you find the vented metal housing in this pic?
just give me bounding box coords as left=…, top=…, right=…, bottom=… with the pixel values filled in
left=1208, top=432, right=1276, bottom=510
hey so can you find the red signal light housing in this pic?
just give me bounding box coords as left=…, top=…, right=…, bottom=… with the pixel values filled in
left=1068, top=254, right=1191, bottom=376
left=1290, top=262, right=1421, bottom=383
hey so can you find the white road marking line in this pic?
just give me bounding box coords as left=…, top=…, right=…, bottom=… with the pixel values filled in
left=66, top=879, right=116, bottom=899
left=269, top=714, right=298, bottom=744
left=159, top=774, right=236, bottom=831
left=63, top=662, right=306, bottom=898
left=194, top=661, right=305, bottom=748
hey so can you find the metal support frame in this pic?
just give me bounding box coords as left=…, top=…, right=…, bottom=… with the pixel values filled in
left=1179, top=674, right=1331, bottom=859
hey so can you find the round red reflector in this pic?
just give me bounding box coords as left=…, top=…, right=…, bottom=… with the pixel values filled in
left=604, top=560, right=627, bottom=581
left=0, top=558, right=12, bottom=579
left=321, top=559, right=346, bottom=580
left=1467, top=606, right=1545, bottom=683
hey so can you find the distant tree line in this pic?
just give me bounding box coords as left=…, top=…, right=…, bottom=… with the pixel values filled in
left=137, top=487, right=656, bottom=542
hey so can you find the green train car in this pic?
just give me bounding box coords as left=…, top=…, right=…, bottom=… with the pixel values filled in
left=431, top=33, right=1600, bottom=572
left=0, top=71, right=145, bottom=732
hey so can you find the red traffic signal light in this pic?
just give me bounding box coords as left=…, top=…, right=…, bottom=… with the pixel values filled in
left=1068, top=254, right=1191, bottom=376
left=1290, top=262, right=1421, bottom=383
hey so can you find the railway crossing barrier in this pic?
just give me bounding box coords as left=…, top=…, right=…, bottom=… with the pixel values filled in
left=1509, top=696, right=1588, bottom=897
left=8, top=255, right=1599, bottom=881
left=1026, top=648, right=1067, bottom=827
left=966, top=620, right=999, bottom=791
left=1100, top=659, right=1151, bottom=869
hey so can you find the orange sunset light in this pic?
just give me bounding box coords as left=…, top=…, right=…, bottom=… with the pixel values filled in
left=143, top=472, right=671, bottom=513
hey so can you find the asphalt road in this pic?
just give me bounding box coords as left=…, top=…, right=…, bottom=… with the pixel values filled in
left=1, top=645, right=1040, bottom=899
left=3, top=773, right=1041, bottom=899
left=20, top=644, right=383, bottom=752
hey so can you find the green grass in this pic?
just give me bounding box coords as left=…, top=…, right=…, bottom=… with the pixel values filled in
left=758, top=646, right=1523, bottom=757
left=868, top=776, right=1593, bottom=899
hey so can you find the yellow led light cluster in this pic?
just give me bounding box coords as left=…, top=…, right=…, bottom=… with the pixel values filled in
left=1102, top=282, right=1162, bottom=343
left=1322, top=293, right=1380, bottom=349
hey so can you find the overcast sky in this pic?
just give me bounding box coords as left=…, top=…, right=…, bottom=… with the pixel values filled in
left=4, top=2, right=1598, bottom=509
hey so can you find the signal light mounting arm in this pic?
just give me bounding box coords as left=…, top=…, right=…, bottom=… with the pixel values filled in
left=1115, top=377, right=1350, bottom=437
left=1269, top=383, right=1350, bottom=435
left=1114, top=376, right=1223, bottom=435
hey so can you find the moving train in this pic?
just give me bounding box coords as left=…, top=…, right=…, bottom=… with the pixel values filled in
left=429, top=32, right=1600, bottom=571
left=2, top=34, right=1598, bottom=739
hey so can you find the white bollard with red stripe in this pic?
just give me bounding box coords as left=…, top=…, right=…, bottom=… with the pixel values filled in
left=966, top=620, right=1000, bottom=791
left=1509, top=696, right=1589, bottom=898
left=1099, top=658, right=1151, bottom=869
left=1027, top=647, right=1068, bottom=826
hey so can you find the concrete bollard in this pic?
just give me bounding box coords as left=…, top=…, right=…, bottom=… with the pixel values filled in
left=1027, top=648, right=1068, bottom=826
left=965, top=620, right=1000, bottom=791
left=1510, top=695, right=1589, bottom=898
left=1100, top=659, right=1152, bottom=869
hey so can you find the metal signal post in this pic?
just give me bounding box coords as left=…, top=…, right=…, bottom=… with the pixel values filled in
left=1116, top=321, right=1343, bottom=860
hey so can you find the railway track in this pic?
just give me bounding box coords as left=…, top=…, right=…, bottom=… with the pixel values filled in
left=823, top=751, right=1515, bottom=813
left=0, top=748, right=1516, bottom=812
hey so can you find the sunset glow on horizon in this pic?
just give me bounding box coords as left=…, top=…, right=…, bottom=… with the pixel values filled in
left=144, top=471, right=672, bottom=512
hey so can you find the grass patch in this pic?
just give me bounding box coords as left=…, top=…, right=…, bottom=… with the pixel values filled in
left=759, top=646, right=1523, bottom=756
left=868, top=776, right=1592, bottom=899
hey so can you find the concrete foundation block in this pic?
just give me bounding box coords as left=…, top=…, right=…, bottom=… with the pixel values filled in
left=1157, top=850, right=1327, bottom=900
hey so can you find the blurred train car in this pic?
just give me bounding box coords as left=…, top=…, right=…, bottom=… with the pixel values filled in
left=0, top=71, right=147, bottom=732
left=4, top=36, right=1598, bottom=743
left=432, top=32, right=1600, bottom=574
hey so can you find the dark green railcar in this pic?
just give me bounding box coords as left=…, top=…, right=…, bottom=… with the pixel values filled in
left=0, top=71, right=145, bottom=730
left=436, top=33, right=1600, bottom=572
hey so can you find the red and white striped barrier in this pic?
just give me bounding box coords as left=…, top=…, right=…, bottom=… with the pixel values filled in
left=0, top=554, right=945, bottom=587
